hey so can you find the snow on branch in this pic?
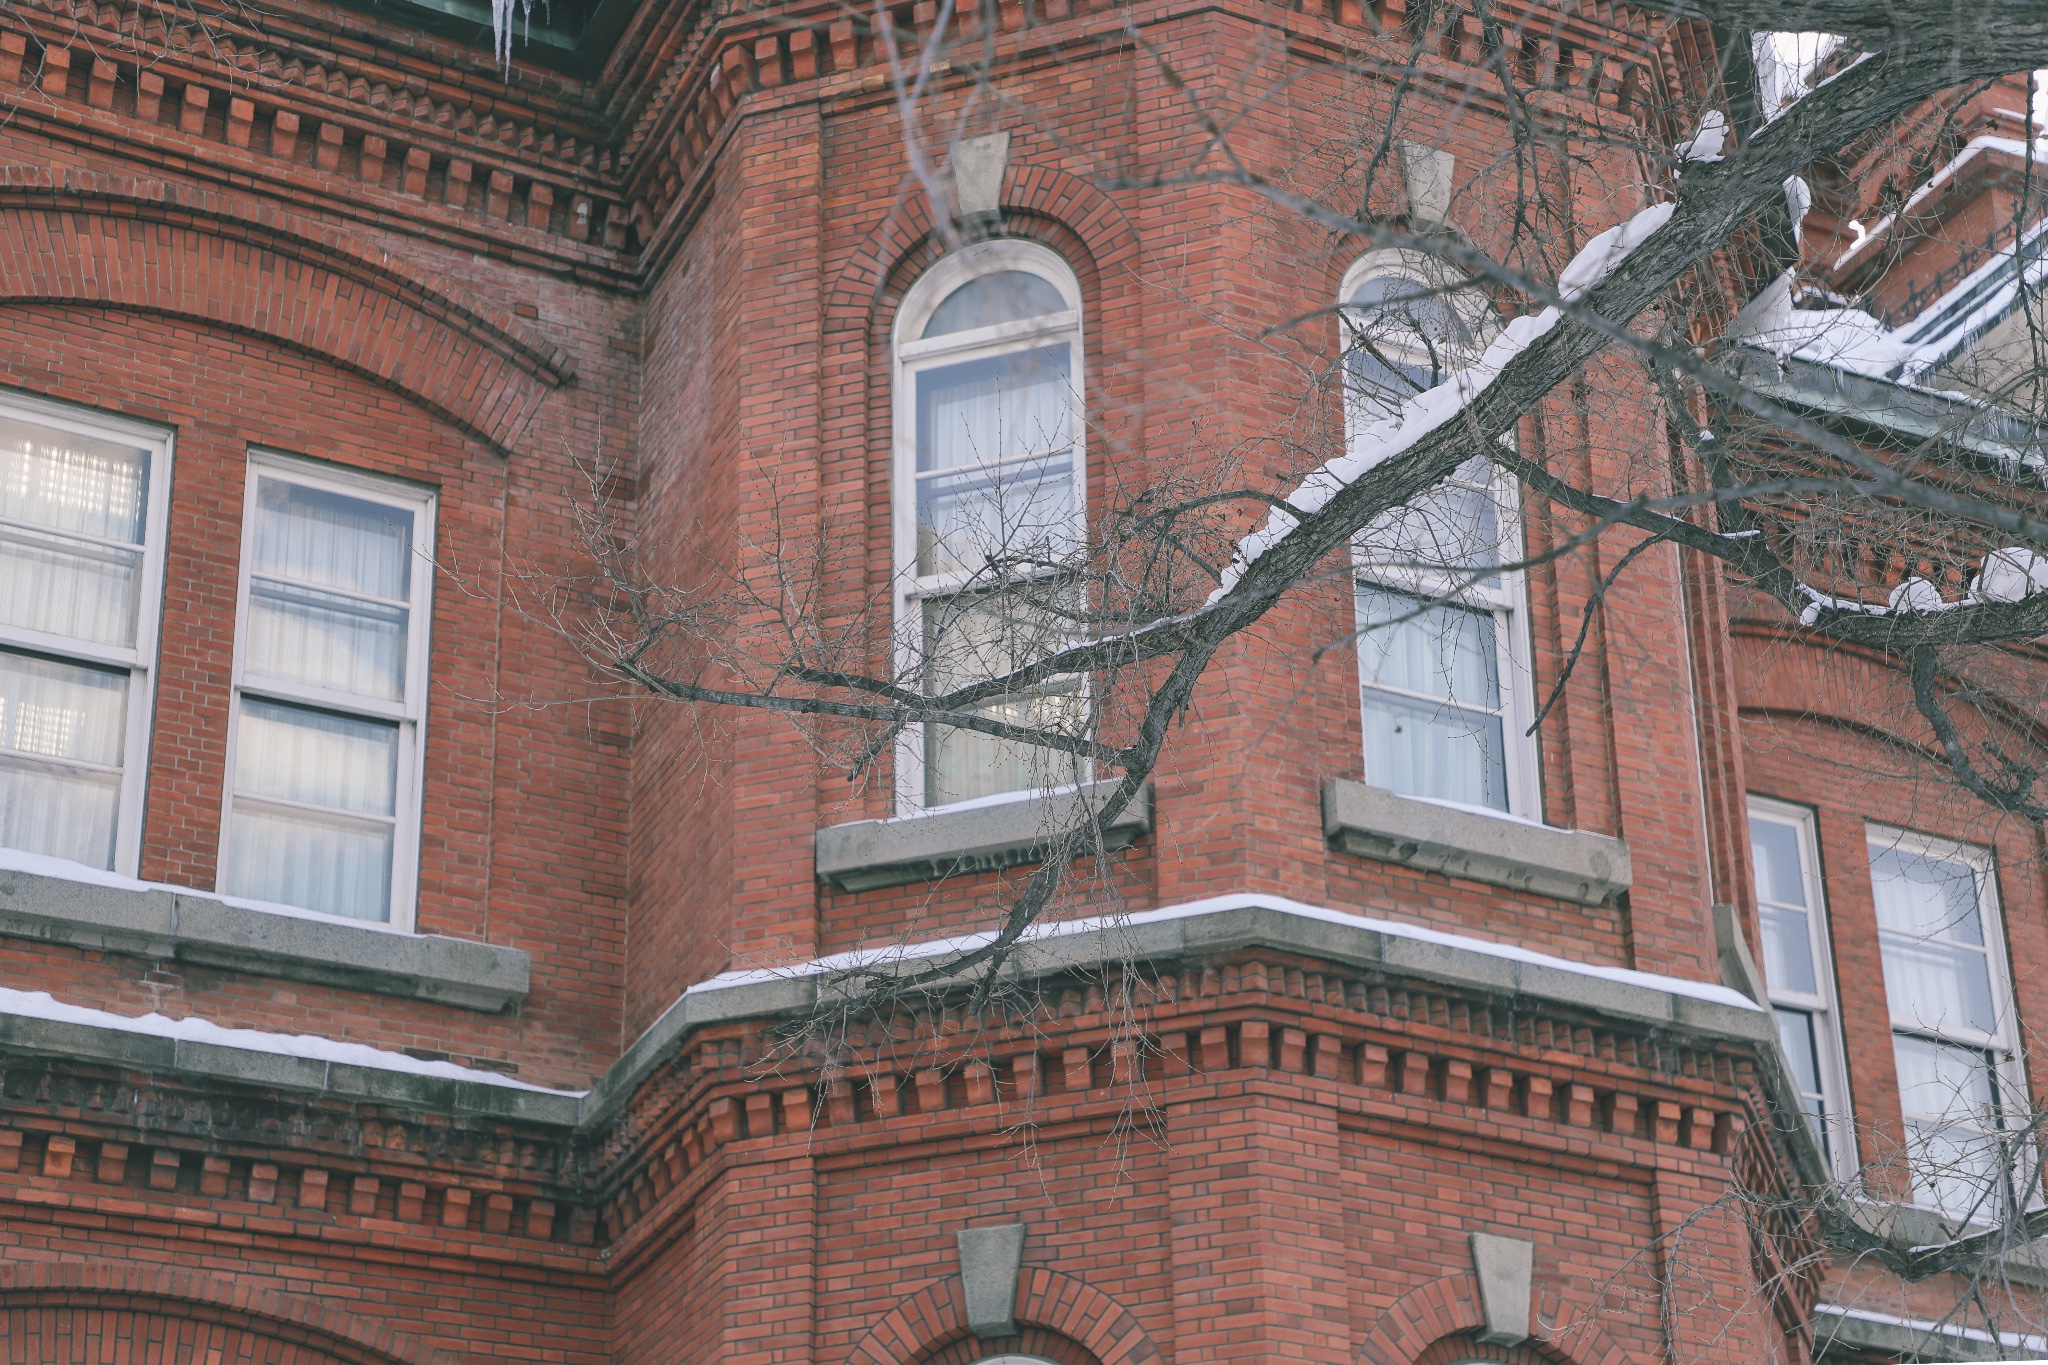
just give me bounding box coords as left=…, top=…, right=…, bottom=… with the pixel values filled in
left=1207, top=203, right=1676, bottom=603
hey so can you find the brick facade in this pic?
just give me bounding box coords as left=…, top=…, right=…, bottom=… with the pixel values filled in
left=0, top=0, right=2036, bottom=1361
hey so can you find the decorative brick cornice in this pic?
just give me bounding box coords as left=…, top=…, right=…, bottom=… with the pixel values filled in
left=0, top=168, right=572, bottom=454
left=0, top=1260, right=462, bottom=1364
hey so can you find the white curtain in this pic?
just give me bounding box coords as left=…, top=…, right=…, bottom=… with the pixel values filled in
left=1356, top=587, right=1507, bottom=810
left=0, top=649, right=127, bottom=868
left=245, top=480, right=411, bottom=701
left=1894, top=1034, right=2004, bottom=1219
left=226, top=803, right=394, bottom=922
left=225, top=699, right=397, bottom=921
left=0, top=416, right=149, bottom=648
left=920, top=593, right=1084, bottom=807
left=915, top=348, right=1076, bottom=578
left=1871, top=844, right=1997, bottom=1037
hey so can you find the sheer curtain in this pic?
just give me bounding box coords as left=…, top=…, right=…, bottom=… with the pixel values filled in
left=0, top=651, right=127, bottom=868
left=915, top=348, right=1075, bottom=577
left=1355, top=587, right=1507, bottom=810
left=0, top=415, right=152, bottom=869
left=1871, top=837, right=2014, bottom=1219
left=905, top=268, right=1084, bottom=808
left=920, top=591, right=1085, bottom=807
left=0, top=415, right=149, bottom=649
left=226, top=700, right=396, bottom=920
left=225, top=477, right=413, bottom=921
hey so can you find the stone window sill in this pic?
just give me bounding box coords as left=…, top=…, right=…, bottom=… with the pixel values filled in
left=1321, top=779, right=1631, bottom=906
left=816, top=781, right=1153, bottom=892
left=0, top=858, right=529, bottom=1012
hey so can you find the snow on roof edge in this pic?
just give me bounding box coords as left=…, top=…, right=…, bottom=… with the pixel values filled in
left=683, top=890, right=1760, bottom=1015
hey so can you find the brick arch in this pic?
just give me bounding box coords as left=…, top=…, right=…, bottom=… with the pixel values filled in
left=846, top=1269, right=1160, bottom=1365
left=1358, top=1273, right=1631, bottom=1365
left=0, top=167, right=573, bottom=457
left=822, top=159, right=1139, bottom=337
left=0, top=1260, right=457, bottom=1365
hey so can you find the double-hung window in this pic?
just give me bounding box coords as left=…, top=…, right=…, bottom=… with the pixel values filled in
left=893, top=242, right=1087, bottom=811
left=1867, top=826, right=2024, bottom=1222
left=1748, top=797, right=1854, bottom=1176
left=220, top=454, right=434, bottom=927
left=1343, top=253, right=1537, bottom=815
left=0, top=392, right=172, bottom=876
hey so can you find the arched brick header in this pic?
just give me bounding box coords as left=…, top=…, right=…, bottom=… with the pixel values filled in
left=847, top=1268, right=1160, bottom=1365
left=0, top=167, right=573, bottom=456
left=823, top=160, right=1140, bottom=336
left=1358, top=1273, right=1632, bottom=1365
left=0, top=1260, right=458, bottom=1365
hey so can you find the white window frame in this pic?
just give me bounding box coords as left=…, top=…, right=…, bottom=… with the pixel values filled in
left=1865, top=822, right=2025, bottom=1219
left=1748, top=795, right=1857, bottom=1180
left=218, top=450, right=436, bottom=930
left=0, top=388, right=174, bottom=878
left=1340, top=250, right=1540, bottom=819
left=890, top=239, right=1087, bottom=815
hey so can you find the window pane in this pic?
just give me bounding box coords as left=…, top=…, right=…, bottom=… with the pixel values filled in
left=227, top=700, right=398, bottom=921
left=1870, top=844, right=1984, bottom=942
left=233, top=699, right=397, bottom=816
left=1359, top=467, right=1501, bottom=574
left=1871, top=840, right=1998, bottom=1037
left=1895, top=1034, right=2005, bottom=1219
left=0, top=649, right=127, bottom=767
left=1357, top=587, right=1501, bottom=708
left=0, top=415, right=148, bottom=542
left=1749, top=816, right=1807, bottom=907
left=923, top=271, right=1069, bottom=337
left=253, top=478, right=413, bottom=600
left=1357, top=587, right=1507, bottom=810
left=1760, top=904, right=1818, bottom=996
left=225, top=803, right=394, bottom=922
left=246, top=580, right=408, bottom=701
left=1774, top=1007, right=1834, bottom=1163
left=1360, top=690, right=1508, bottom=810
left=916, top=453, right=1077, bottom=579
left=0, top=650, right=127, bottom=870
left=1880, top=934, right=1997, bottom=1037
left=916, top=347, right=1073, bottom=473
left=921, top=592, right=1085, bottom=807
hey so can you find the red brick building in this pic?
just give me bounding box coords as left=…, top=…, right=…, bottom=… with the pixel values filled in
left=0, top=0, right=2039, bottom=1360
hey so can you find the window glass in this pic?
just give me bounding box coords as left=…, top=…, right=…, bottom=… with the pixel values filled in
left=1893, top=1034, right=2005, bottom=1219
left=226, top=700, right=398, bottom=922
left=897, top=248, right=1085, bottom=812
left=1749, top=801, right=1852, bottom=1175
left=0, top=400, right=167, bottom=874
left=0, top=417, right=150, bottom=648
left=1868, top=829, right=2019, bottom=1221
left=1344, top=257, right=1530, bottom=818
left=245, top=479, right=413, bottom=702
left=923, top=271, right=1068, bottom=337
left=1872, top=844, right=1996, bottom=1037
left=914, top=347, right=1077, bottom=578
left=0, top=651, right=128, bottom=868
left=1752, top=817, right=1817, bottom=995
left=223, top=461, right=431, bottom=925
left=1356, top=586, right=1507, bottom=810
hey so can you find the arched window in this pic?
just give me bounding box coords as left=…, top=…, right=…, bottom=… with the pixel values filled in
left=1341, top=252, right=1537, bottom=816
left=894, top=241, right=1086, bottom=811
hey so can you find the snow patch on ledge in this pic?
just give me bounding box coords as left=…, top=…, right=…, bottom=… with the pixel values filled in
left=0, top=987, right=584, bottom=1096
left=1815, top=1302, right=2048, bottom=1353
left=685, top=889, right=1760, bottom=1015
